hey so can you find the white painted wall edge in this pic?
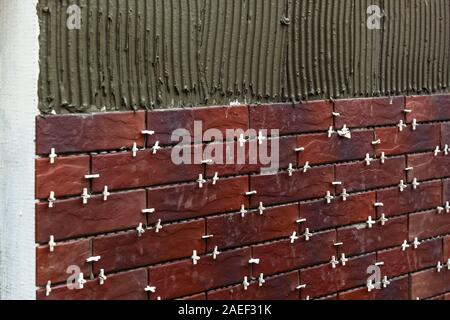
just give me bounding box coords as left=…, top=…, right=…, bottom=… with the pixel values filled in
left=0, top=0, right=39, bottom=300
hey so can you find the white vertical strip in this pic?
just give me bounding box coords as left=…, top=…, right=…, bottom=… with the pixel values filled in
left=0, top=0, right=39, bottom=299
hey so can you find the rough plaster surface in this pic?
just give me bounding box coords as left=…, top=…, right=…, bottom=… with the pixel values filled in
left=0, top=0, right=39, bottom=299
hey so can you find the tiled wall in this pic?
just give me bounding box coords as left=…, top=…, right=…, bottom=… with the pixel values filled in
left=36, top=95, right=450, bottom=300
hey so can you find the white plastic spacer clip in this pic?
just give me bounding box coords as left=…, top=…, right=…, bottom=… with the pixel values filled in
left=49, top=148, right=57, bottom=164
left=340, top=253, right=349, bottom=266
left=243, top=277, right=250, bottom=291
left=249, top=258, right=260, bottom=265
left=132, top=142, right=139, bottom=158
left=325, top=191, right=334, bottom=204
left=212, top=172, right=220, bottom=185
left=85, top=174, right=100, bottom=180
left=295, top=147, right=305, bottom=153
left=82, top=188, right=91, bottom=205
left=240, top=205, right=248, bottom=218
left=99, top=269, right=107, bottom=285
left=258, top=202, right=266, bottom=215
left=46, top=281, right=52, bottom=297
left=197, top=174, right=206, bottom=189
left=258, top=274, right=266, bottom=287
left=154, top=219, right=163, bottom=233
left=366, top=216, right=376, bottom=229
left=49, top=235, right=56, bottom=252
left=48, top=191, right=56, bottom=208
left=142, top=208, right=156, bottom=214
left=212, top=246, right=221, bottom=260
left=142, top=130, right=155, bottom=136
left=401, top=240, right=410, bottom=252
left=245, top=191, right=257, bottom=196
left=330, top=256, right=339, bottom=269
left=136, top=223, right=146, bottom=237
left=191, top=250, right=201, bottom=265
left=144, top=286, right=157, bottom=293
left=303, top=161, right=311, bottom=173
left=86, top=256, right=101, bottom=263
left=290, top=232, right=299, bottom=244
left=102, top=186, right=111, bottom=201
left=287, top=163, right=294, bottom=177
left=151, top=141, right=162, bottom=155
left=365, top=154, right=373, bottom=166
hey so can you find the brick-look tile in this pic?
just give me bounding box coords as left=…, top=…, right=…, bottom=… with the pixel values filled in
left=297, top=130, right=374, bottom=166
left=37, top=269, right=148, bottom=300
left=93, top=220, right=206, bottom=274
left=36, top=112, right=146, bottom=155
left=411, top=268, right=450, bottom=300
left=335, top=97, right=405, bottom=129
left=375, top=124, right=440, bottom=157
left=378, top=239, right=442, bottom=278
left=36, top=190, right=145, bottom=243
left=252, top=230, right=337, bottom=277
left=36, top=240, right=91, bottom=287
left=376, top=181, right=442, bottom=218
left=339, top=277, right=409, bottom=300
left=300, top=192, right=376, bottom=231
left=146, top=176, right=249, bottom=224
left=409, top=210, right=450, bottom=240
left=206, top=204, right=298, bottom=251
left=146, top=106, right=249, bottom=146
left=205, top=136, right=298, bottom=178
left=301, top=254, right=376, bottom=299
left=148, top=248, right=251, bottom=300
left=249, top=101, right=333, bottom=135
left=35, top=156, right=90, bottom=199
left=91, top=147, right=203, bottom=192
left=445, top=237, right=450, bottom=260
left=250, top=166, right=334, bottom=207
left=337, top=216, right=408, bottom=256
left=335, top=156, right=406, bottom=193
left=405, top=94, right=450, bottom=123
left=207, top=272, right=299, bottom=301
left=407, top=153, right=450, bottom=182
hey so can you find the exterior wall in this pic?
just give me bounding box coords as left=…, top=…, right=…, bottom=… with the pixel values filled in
left=0, top=0, right=39, bottom=300
left=37, top=0, right=450, bottom=114
left=35, top=95, right=450, bottom=300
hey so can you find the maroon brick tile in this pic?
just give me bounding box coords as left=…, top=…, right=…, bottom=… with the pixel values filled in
left=207, top=272, right=299, bottom=301
left=301, top=254, right=377, bottom=299
left=445, top=237, right=450, bottom=260
left=300, top=192, right=376, bottom=231
left=407, top=153, right=450, bottom=182
left=339, top=277, right=409, bottom=300
left=411, top=268, right=450, bottom=300
left=148, top=248, right=251, bottom=300
left=249, top=101, right=333, bottom=135
left=205, top=136, right=298, bottom=178
left=35, top=156, right=90, bottom=199
left=146, top=106, right=249, bottom=146
left=36, top=112, right=146, bottom=155
left=252, top=230, right=337, bottom=277
left=91, top=147, right=203, bottom=192
left=335, top=97, right=405, bottom=129
left=37, top=269, right=148, bottom=300
left=93, top=220, right=206, bottom=274
left=337, top=216, right=408, bottom=256
left=378, top=239, right=443, bottom=278
left=250, top=166, right=334, bottom=207
left=146, top=176, right=249, bottom=224
left=335, top=156, right=406, bottom=193
left=36, top=240, right=91, bottom=287
left=375, top=124, right=440, bottom=157
left=36, top=190, right=145, bottom=243
left=297, top=130, right=374, bottom=166
left=376, top=181, right=442, bottom=218
left=409, top=210, right=450, bottom=240
left=405, top=95, right=450, bottom=123
left=206, top=204, right=298, bottom=251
